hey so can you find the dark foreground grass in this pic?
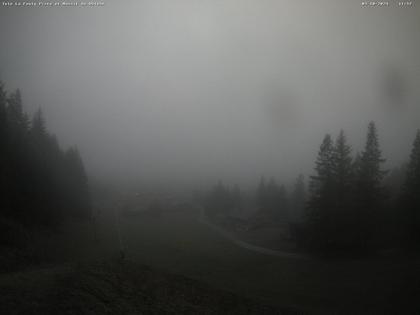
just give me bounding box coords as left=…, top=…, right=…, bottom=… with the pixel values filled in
left=0, top=260, right=296, bottom=315
left=1, top=208, right=419, bottom=314
left=118, top=211, right=420, bottom=314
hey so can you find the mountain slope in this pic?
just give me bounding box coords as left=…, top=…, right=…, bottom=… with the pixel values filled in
left=0, top=260, right=296, bottom=315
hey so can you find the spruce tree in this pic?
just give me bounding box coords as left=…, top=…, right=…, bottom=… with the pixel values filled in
left=7, top=89, right=29, bottom=132
left=332, top=130, right=354, bottom=197
left=308, top=134, right=334, bottom=217
left=331, top=130, right=354, bottom=248
left=0, top=82, right=8, bottom=152
left=307, top=134, right=335, bottom=248
left=359, top=122, right=386, bottom=194
left=0, top=82, right=9, bottom=216
left=356, top=122, right=387, bottom=248
left=403, top=130, right=420, bottom=247
left=31, top=108, right=47, bottom=139
left=0, top=82, right=7, bottom=135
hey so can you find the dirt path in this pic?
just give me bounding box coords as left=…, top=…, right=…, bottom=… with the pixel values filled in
left=196, top=206, right=307, bottom=259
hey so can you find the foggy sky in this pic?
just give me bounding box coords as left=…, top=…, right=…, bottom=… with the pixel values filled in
left=1, top=0, right=420, bottom=190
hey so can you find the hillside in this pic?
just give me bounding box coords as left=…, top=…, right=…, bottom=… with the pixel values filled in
left=0, top=260, right=295, bottom=315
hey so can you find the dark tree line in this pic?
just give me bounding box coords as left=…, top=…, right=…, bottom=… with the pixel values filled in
left=256, top=177, right=289, bottom=222
left=198, top=121, right=419, bottom=254
left=290, top=174, right=305, bottom=223
left=203, top=181, right=241, bottom=218
left=0, top=81, right=91, bottom=229
left=304, top=121, right=420, bottom=252
left=401, top=130, right=420, bottom=249
left=202, top=176, right=305, bottom=226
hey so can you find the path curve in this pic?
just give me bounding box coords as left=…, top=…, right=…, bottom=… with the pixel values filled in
left=196, top=206, right=308, bottom=259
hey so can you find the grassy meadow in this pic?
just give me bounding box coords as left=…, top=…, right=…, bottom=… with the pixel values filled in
left=94, top=207, right=420, bottom=314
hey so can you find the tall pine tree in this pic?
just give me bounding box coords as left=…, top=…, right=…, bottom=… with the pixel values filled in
left=403, top=130, right=420, bottom=248
left=355, top=121, right=387, bottom=248
left=307, top=134, right=335, bottom=249
left=331, top=130, right=354, bottom=248
left=0, top=82, right=9, bottom=216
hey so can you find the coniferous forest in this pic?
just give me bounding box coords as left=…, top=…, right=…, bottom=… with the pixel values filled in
left=0, top=81, right=91, bottom=233
left=202, top=122, right=420, bottom=254
left=304, top=123, right=420, bottom=253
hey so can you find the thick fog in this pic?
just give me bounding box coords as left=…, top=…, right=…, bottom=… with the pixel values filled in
left=1, top=0, right=420, bottom=189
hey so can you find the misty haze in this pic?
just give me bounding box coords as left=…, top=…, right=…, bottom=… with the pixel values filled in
left=1, top=1, right=420, bottom=314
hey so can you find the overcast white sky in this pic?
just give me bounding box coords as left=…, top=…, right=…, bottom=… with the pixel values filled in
left=1, top=0, right=419, bottom=189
